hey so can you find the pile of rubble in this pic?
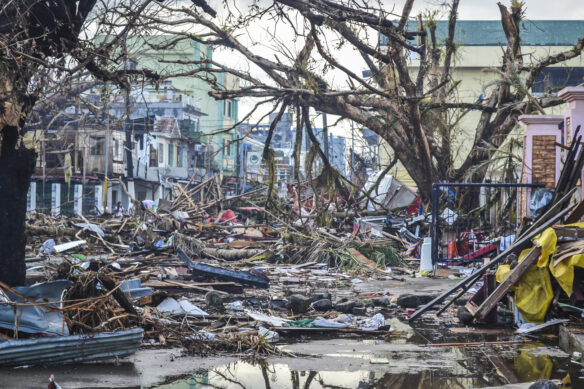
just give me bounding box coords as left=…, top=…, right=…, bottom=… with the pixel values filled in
left=0, top=174, right=432, bottom=365
left=7, top=142, right=584, bottom=368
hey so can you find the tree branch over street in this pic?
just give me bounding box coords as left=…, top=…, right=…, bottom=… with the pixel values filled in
left=165, top=0, right=583, bottom=203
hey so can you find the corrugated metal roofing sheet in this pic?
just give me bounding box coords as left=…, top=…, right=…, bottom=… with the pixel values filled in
left=0, top=328, right=143, bottom=366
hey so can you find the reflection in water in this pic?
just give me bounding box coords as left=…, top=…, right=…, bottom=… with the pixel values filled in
left=153, top=344, right=575, bottom=389
left=514, top=349, right=553, bottom=382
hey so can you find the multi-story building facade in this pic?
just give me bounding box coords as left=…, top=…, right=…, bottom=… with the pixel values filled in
left=378, top=20, right=584, bottom=186
left=25, top=35, right=240, bottom=215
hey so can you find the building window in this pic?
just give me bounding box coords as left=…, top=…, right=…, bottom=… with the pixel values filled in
left=177, top=146, right=184, bottom=168
left=114, top=139, right=120, bottom=159
left=90, top=136, right=105, bottom=155
left=158, top=143, right=164, bottom=164
left=127, top=58, right=137, bottom=71
left=532, top=67, right=584, bottom=94
left=168, top=143, right=174, bottom=167
left=224, top=100, right=233, bottom=118
left=150, top=147, right=158, bottom=167
left=223, top=139, right=231, bottom=157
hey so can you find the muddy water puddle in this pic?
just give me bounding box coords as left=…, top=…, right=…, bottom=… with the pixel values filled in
left=151, top=342, right=577, bottom=389
left=1, top=320, right=581, bottom=388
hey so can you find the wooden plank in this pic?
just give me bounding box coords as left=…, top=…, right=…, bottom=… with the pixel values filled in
left=465, top=301, right=478, bottom=316
left=565, top=200, right=584, bottom=224
left=554, top=226, right=584, bottom=239
left=474, top=246, right=541, bottom=321
left=553, top=240, right=584, bottom=266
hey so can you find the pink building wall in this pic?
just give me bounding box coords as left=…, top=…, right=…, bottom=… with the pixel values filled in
left=518, top=86, right=584, bottom=220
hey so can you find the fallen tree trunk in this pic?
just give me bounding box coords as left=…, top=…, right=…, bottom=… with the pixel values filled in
left=26, top=225, right=77, bottom=237
left=201, top=248, right=266, bottom=260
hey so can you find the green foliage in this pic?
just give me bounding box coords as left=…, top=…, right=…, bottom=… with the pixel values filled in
left=330, top=243, right=402, bottom=271
left=355, top=243, right=402, bottom=267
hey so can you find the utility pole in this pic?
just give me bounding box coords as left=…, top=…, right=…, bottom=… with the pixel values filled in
left=236, top=135, right=241, bottom=194
left=123, top=48, right=135, bottom=204
left=103, top=107, right=110, bottom=212
left=350, top=121, right=355, bottom=171
left=322, top=112, right=329, bottom=160
left=42, top=139, right=46, bottom=209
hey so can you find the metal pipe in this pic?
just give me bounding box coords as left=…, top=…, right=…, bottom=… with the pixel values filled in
left=322, top=112, right=329, bottom=160
left=103, top=105, right=110, bottom=211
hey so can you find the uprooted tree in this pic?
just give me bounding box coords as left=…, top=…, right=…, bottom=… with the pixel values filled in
left=158, top=0, right=583, bottom=202
left=0, top=0, right=220, bottom=286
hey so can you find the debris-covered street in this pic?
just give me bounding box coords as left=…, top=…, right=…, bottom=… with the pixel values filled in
left=3, top=164, right=584, bottom=388
left=2, top=0, right=584, bottom=388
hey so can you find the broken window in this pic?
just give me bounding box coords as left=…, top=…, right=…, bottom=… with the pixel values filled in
left=532, top=67, right=584, bottom=94
left=89, top=136, right=105, bottom=155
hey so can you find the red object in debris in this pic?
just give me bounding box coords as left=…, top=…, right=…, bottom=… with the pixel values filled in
left=447, top=241, right=459, bottom=259
left=407, top=195, right=422, bottom=215
left=405, top=308, right=416, bottom=315
left=462, top=243, right=498, bottom=260
left=219, top=209, right=236, bottom=222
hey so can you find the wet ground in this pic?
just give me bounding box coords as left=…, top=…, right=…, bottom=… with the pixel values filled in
left=146, top=327, right=578, bottom=389
left=2, top=324, right=580, bottom=389
left=1, top=276, right=582, bottom=388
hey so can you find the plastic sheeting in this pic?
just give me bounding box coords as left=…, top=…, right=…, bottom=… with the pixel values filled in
left=547, top=223, right=584, bottom=297
left=530, top=189, right=553, bottom=220
left=496, top=225, right=584, bottom=323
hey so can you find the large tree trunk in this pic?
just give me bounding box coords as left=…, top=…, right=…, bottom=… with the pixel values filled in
left=0, top=146, right=36, bottom=286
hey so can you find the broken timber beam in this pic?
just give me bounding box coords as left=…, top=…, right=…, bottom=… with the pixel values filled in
left=554, top=226, right=584, bottom=239
left=473, top=246, right=542, bottom=321
left=471, top=224, right=584, bottom=320
left=408, top=202, right=575, bottom=322
left=99, top=273, right=138, bottom=316
left=565, top=200, right=584, bottom=224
